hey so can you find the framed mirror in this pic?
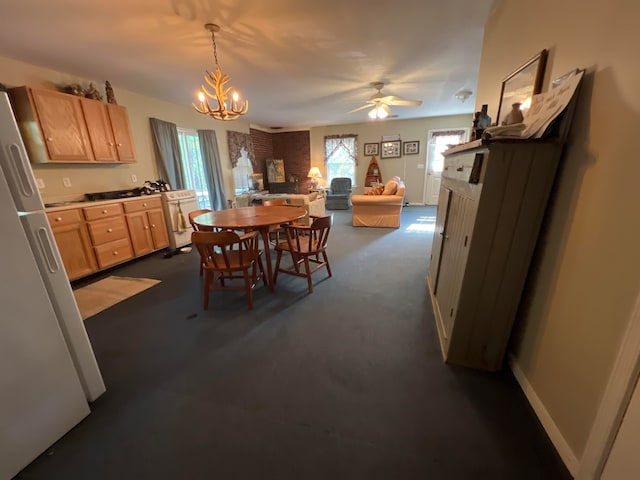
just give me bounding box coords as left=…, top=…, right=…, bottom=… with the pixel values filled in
left=496, top=49, right=548, bottom=125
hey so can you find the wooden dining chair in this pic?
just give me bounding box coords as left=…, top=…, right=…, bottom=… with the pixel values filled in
left=273, top=214, right=333, bottom=293
left=262, top=198, right=288, bottom=245
left=188, top=209, right=214, bottom=232
left=191, top=230, right=266, bottom=309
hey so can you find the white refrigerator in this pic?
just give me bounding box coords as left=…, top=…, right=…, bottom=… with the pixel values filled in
left=0, top=91, right=105, bottom=479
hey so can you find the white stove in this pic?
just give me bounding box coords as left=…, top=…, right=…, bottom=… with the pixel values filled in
left=160, top=189, right=199, bottom=250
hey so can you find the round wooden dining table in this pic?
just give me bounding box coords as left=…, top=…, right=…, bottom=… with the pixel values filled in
left=193, top=205, right=306, bottom=290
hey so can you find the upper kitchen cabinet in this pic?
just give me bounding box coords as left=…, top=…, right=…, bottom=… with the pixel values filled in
left=10, top=86, right=94, bottom=163
left=80, top=98, right=118, bottom=162
left=9, top=86, right=137, bottom=164
left=106, top=103, right=136, bottom=162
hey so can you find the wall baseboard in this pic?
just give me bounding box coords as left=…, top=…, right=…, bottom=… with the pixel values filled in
left=508, top=355, right=579, bottom=476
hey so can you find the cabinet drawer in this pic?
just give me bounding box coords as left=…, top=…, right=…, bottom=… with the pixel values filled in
left=444, top=151, right=485, bottom=183
left=83, top=202, right=123, bottom=221
left=94, top=238, right=133, bottom=269
left=87, top=216, right=129, bottom=245
left=47, top=208, right=83, bottom=226
left=123, top=197, right=162, bottom=213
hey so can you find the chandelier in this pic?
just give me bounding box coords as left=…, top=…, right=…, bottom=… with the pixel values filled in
left=193, top=23, right=249, bottom=121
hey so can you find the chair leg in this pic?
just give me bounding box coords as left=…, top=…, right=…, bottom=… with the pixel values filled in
left=303, top=256, right=313, bottom=293
left=323, top=251, right=332, bottom=277
left=257, top=255, right=267, bottom=287
left=273, top=250, right=283, bottom=284
left=243, top=269, right=253, bottom=309
left=203, top=270, right=211, bottom=309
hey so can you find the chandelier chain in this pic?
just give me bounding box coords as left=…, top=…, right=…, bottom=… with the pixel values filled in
left=210, top=29, right=220, bottom=70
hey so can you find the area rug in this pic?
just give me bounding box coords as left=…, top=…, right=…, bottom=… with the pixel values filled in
left=73, top=276, right=161, bottom=320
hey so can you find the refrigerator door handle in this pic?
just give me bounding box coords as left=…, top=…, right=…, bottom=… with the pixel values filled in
left=8, top=143, right=38, bottom=199
left=35, top=226, right=61, bottom=274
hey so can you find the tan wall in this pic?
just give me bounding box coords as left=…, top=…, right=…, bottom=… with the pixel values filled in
left=310, top=115, right=470, bottom=203
left=0, top=55, right=249, bottom=202
left=476, top=0, right=640, bottom=461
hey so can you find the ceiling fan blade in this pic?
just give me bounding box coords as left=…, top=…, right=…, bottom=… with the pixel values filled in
left=348, top=103, right=373, bottom=113
left=382, top=95, right=423, bottom=107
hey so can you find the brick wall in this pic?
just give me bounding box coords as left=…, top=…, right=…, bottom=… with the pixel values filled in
left=249, top=128, right=273, bottom=180
left=250, top=129, right=311, bottom=192
left=272, top=131, right=311, bottom=191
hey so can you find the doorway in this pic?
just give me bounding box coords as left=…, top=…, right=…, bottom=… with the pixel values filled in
left=423, top=128, right=469, bottom=205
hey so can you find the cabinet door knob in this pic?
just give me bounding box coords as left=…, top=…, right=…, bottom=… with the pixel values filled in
left=46, top=137, right=53, bottom=142
left=107, top=228, right=113, bottom=233
left=144, top=226, right=149, bottom=230
left=113, top=251, right=118, bottom=255
left=151, top=224, right=155, bottom=228
left=56, top=217, right=62, bottom=222
left=102, top=209, right=108, bottom=214
left=117, top=143, right=122, bottom=147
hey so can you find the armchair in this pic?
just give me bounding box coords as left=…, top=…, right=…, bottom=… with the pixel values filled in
left=325, top=177, right=352, bottom=210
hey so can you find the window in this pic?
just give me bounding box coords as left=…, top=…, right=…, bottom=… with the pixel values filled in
left=324, top=135, right=357, bottom=185
left=232, top=147, right=254, bottom=195
left=427, top=129, right=468, bottom=173
left=177, top=128, right=211, bottom=209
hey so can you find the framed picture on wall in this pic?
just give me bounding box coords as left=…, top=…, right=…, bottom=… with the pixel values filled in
left=364, top=143, right=379, bottom=156
left=266, top=159, right=285, bottom=183
left=403, top=141, right=419, bottom=155
left=381, top=140, right=401, bottom=159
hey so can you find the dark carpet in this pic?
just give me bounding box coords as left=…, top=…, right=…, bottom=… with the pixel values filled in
left=17, top=207, right=570, bottom=480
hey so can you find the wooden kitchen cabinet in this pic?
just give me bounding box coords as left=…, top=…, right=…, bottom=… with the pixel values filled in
left=46, top=209, right=97, bottom=280
left=106, top=104, right=136, bottom=162
left=124, top=197, right=169, bottom=255
left=80, top=98, right=118, bottom=162
left=427, top=140, right=563, bottom=371
left=9, top=85, right=136, bottom=163
left=10, top=86, right=94, bottom=163
left=83, top=203, right=134, bottom=269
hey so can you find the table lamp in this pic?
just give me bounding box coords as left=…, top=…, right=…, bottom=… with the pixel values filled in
left=307, top=167, right=322, bottom=189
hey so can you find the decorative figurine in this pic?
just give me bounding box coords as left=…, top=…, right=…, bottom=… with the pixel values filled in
left=502, top=102, right=524, bottom=125
left=105, top=81, right=117, bottom=104
left=64, top=83, right=84, bottom=96
left=477, top=104, right=492, bottom=129
left=84, top=82, right=103, bottom=101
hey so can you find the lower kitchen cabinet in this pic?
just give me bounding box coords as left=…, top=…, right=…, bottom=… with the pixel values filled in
left=83, top=203, right=134, bottom=269
left=46, top=209, right=97, bottom=281
left=124, top=197, right=169, bottom=256
left=427, top=139, right=563, bottom=371
left=46, top=195, right=168, bottom=281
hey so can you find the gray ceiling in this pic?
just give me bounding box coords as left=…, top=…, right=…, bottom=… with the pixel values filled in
left=0, top=0, right=494, bottom=129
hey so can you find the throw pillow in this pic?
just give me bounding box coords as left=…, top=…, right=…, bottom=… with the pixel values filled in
left=382, top=180, right=398, bottom=195
left=365, top=185, right=385, bottom=195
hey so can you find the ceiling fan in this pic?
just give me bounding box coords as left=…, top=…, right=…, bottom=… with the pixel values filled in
left=349, top=82, right=423, bottom=119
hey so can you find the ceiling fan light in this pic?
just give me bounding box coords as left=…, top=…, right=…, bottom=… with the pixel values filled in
left=368, top=108, right=378, bottom=119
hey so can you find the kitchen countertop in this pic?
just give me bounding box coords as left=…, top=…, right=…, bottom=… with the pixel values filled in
left=43, top=194, right=163, bottom=212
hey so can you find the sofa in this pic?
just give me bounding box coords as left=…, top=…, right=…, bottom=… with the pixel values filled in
left=237, top=191, right=325, bottom=226
left=351, top=178, right=406, bottom=228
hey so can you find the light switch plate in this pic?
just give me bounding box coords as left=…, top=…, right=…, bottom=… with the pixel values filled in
left=62, top=177, right=72, bottom=187
left=131, top=174, right=138, bottom=183
left=36, top=178, right=45, bottom=189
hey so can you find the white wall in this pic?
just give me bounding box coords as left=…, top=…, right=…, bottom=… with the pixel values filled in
left=0, top=55, right=249, bottom=202
left=310, top=115, right=470, bottom=203
left=476, top=0, right=640, bottom=471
